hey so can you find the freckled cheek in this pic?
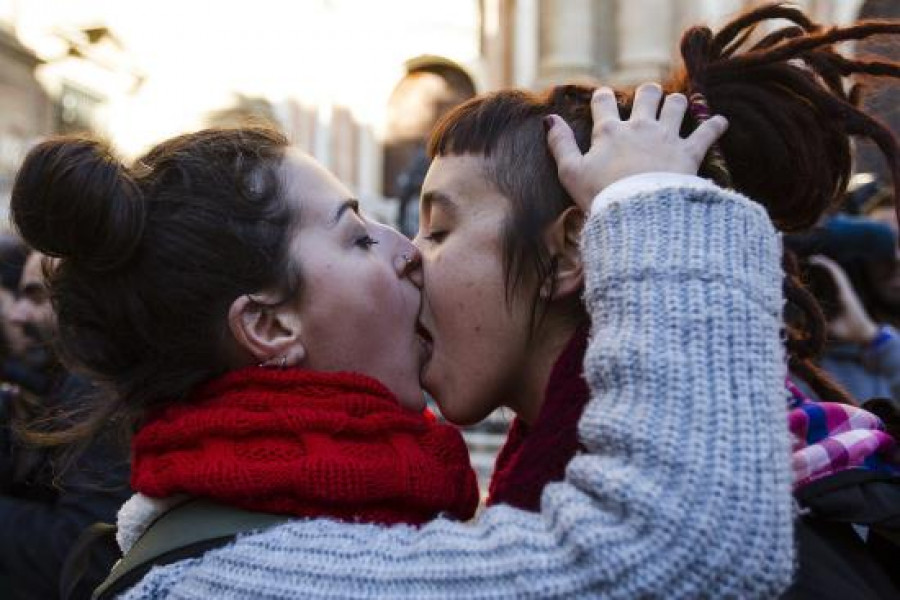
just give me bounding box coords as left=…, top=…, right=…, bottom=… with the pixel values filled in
left=434, top=271, right=497, bottom=348
left=430, top=257, right=469, bottom=314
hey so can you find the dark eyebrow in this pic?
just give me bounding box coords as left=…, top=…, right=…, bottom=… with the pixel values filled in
left=329, top=198, right=360, bottom=228
left=420, top=191, right=458, bottom=215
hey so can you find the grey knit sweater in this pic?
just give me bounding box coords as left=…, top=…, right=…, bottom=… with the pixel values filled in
left=119, top=176, right=794, bottom=599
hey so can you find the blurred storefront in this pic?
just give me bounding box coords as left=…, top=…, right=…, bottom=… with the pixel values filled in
left=0, top=0, right=879, bottom=226
left=0, top=24, right=48, bottom=221
left=0, top=0, right=141, bottom=220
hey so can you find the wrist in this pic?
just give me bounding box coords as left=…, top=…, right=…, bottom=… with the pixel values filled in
left=591, top=172, right=719, bottom=215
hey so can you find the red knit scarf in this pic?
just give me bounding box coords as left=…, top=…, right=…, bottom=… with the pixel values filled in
left=131, top=367, right=479, bottom=526
left=487, top=325, right=590, bottom=512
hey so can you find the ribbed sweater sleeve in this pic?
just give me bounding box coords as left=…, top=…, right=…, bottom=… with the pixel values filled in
left=121, top=183, right=795, bottom=599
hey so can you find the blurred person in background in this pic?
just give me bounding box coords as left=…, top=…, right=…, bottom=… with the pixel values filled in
left=0, top=234, right=29, bottom=476
left=798, top=179, right=900, bottom=407
left=4, top=246, right=59, bottom=395
left=806, top=252, right=900, bottom=405
left=0, top=233, right=28, bottom=596
left=0, top=250, right=130, bottom=600
left=0, top=234, right=29, bottom=365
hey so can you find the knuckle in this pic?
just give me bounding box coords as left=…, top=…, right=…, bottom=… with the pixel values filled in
left=631, top=117, right=653, bottom=129
left=596, top=120, right=618, bottom=135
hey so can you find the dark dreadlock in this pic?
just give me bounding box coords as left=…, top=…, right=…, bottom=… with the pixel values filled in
left=674, top=2, right=900, bottom=407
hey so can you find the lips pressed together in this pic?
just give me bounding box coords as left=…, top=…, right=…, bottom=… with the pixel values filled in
left=415, top=316, right=434, bottom=372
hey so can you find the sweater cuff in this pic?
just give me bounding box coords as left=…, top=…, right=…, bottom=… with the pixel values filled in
left=591, top=173, right=721, bottom=215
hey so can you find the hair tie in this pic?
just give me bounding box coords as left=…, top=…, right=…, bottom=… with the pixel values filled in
left=688, top=92, right=733, bottom=188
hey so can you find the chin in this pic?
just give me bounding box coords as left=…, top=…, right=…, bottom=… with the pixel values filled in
left=424, top=366, right=496, bottom=425
left=433, top=394, right=492, bottom=427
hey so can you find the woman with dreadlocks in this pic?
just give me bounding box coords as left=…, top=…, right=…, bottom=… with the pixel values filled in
left=417, top=1, right=900, bottom=598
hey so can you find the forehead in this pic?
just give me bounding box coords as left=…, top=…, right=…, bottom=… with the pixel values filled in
left=422, top=155, right=508, bottom=213
left=280, top=150, right=353, bottom=222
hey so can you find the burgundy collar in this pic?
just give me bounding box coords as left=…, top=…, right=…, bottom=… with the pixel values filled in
left=486, top=325, right=591, bottom=511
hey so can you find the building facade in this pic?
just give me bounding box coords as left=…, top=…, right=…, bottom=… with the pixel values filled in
left=0, top=0, right=889, bottom=223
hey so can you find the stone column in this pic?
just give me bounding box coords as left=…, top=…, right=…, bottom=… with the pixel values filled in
left=537, top=0, right=595, bottom=84
left=313, top=102, right=332, bottom=169
left=611, top=0, right=673, bottom=85
left=513, top=0, right=540, bottom=88
left=357, top=124, right=381, bottom=199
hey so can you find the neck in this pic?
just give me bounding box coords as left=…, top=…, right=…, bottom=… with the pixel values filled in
left=507, top=317, right=580, bottom=426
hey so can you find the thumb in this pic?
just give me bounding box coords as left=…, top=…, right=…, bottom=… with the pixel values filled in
left=545, top=115, right=582, bottom=192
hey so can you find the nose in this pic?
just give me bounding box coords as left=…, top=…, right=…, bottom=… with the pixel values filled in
left=372, top=220, right=423, bottom=288
left=7, top=298, right=28, bottom=327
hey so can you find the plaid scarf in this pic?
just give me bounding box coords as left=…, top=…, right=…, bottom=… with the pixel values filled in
left=787, top=378, right=900, bottom=489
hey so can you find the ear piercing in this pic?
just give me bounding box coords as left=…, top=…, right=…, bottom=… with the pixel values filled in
left=258, top=356, right=289, bottom=369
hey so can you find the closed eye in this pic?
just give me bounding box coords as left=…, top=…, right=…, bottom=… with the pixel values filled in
left=423, top=231, right=447, bottom=244
left=354, top=235, right=380, bottom=249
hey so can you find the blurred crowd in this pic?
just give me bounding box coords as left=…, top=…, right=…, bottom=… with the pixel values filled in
left=0, top=244, right=130, bottom=599
left=788, top=175, right=900, bottom=419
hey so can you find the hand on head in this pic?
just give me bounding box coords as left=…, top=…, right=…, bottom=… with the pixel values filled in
left=544, top=82, right=729, bottom=211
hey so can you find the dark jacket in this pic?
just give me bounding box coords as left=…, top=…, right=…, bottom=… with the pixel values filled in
left=0, top=374, right=131, bottom=600
left=784, top=470, right=900, bottom=599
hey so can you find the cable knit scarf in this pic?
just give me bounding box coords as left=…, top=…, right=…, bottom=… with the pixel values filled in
left=487, top=325, right=590, bottom=511
left=131, top=367, right=479, bottom=526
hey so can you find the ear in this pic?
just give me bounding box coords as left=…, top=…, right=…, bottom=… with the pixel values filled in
left=542, top=206, right=585, bottom=300
left=227, top=294, right=306, bottom=366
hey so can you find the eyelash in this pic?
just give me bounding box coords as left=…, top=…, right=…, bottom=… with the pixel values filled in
left=423, top=231, right=447, bottom=243
left=355, top=235, right=379, bottom=249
